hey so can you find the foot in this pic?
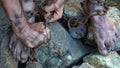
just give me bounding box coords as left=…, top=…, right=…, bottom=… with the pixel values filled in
left=9, top=34, right=29, bottom=63
left=93, top=16, right=119, bottom=55
left=82, top=0, right=119, bottom=55
left=9, top=22, right=50, bottom=63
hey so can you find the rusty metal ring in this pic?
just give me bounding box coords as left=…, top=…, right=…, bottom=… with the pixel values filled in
left=68, top=17, right=79, bottom=29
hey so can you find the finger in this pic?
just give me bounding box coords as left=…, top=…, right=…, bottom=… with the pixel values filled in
left=48, top=5, right=64, bottom=22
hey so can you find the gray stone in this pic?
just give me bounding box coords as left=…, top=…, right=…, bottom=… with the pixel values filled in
left=0, top=5, right=10, bottom=43
left=33, top=22, right=89, bottom=68
left=0, top=5, right=17, bottom=68
left=0, top=34, right=18, bottom=68
left=26, top=61, right=43, bottom=68
left=107, top=7, right=120, bottom=34
left=64, top=0, right=84, bottom=17
left=72, top=63, right=94, bottom=68
left=83, top=51, right=120, bottom=68
left=86, top=7, right=120, bottom=51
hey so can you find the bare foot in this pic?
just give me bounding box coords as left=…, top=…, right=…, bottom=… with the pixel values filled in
left=93, top=15, right=119, bottom=55
left=82, top=0, right=119, bottom=55
left=9, top=22, right=50, bottom=63
left=9, top=34, right=29, bottom=63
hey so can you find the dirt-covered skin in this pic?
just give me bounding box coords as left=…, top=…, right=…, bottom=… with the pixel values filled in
left=1, top=0, right=50, bottom=48
left=43, top=0, right=65, bottom=22
left=9, top=34, right=29, bottom=63
left=82, top=0, right=119, bottom=55
left=9, top=22, right=50, bottom=63
left=21, top=0, right=35, bottom=23
left=1, top=0, right=64, bottom=63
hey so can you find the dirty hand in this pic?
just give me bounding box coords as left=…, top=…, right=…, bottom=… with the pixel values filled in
left=43, top=0, right=65, bottom=22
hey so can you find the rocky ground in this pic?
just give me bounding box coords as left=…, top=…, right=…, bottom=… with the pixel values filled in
left=0, top=0, right=120, bottom=68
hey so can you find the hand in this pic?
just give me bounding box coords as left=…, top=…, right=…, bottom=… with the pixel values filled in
left=43, top=0, right=65, bottom=22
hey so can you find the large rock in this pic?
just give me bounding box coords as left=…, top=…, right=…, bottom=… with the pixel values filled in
left=83, top=51, right=120, bottom=68
left=26, top=61, right=43, bottom=68
left=29, top=22, right=89, bottom=68
left=72, top=63, right=94, bottom=68
left=0, top=5, right=10, bottom=43
left=107, top=7, right=120, bottom=30
left=86, top=7, right=120, bottom=51
left=0, top=34, right=18, bottom=68
left=0, top=5, right=18, bottom=68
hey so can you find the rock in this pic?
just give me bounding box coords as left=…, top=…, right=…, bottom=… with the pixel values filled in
left=0, top=5, right=17, bottom=67
left=83, top=51, right=120, bottom=68
left=107, top=7, right=120, bottom=32
left=32, top=22, right=89, bottom=68
left=0, top=34, right=18, bottom=68
left=0, top=5, right=17, bottom=68
left=26, top=61, right=43, bottom=68
left=72, top=63, right=94, bottom=68
left=86, top=7, right=120, bottom=51
left=0, top=5, right=10, bottom=43
left=64, top=0, right=84, bottom=17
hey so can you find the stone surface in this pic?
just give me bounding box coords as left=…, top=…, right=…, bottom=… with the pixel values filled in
left=83, top=51, right=120, bottom=68
left=107, top=7, right=120, bottom=33
left=0, top=5, right=17, bottom=68
left=0, top=5, right=10, bottom=43
left=0, top=34, right=18, bottom=68
left=31, top=22, right=89, bottom=68
left=64, top=0, right=84, bottom=17
left=72, top=63, right=94, bottom=68
left=86, top=7, right=120, bottom=51
left=26, top=61, right=43, bottom=68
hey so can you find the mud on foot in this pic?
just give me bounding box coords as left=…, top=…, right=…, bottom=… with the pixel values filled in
left=81, top=0, right=119, bottom=55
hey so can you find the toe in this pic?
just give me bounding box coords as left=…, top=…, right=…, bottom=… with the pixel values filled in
left=20, top=49, right=28, bottom=63
left=104, top=40, right=111, bottom=52
left=113, top=37, right=117, bottom=43
left=15, top=43, right=21, bottom=61
left=98, top=47, right=108, bottom=56
left=115, top=30, right=119, bottom=38
left=110, top=39, right=115, bottom=50
left=9, top=34, right=17, bottom=52
left=97, top=41, right=108, bottom=55
left=14, top=45, right=21, bottom=61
